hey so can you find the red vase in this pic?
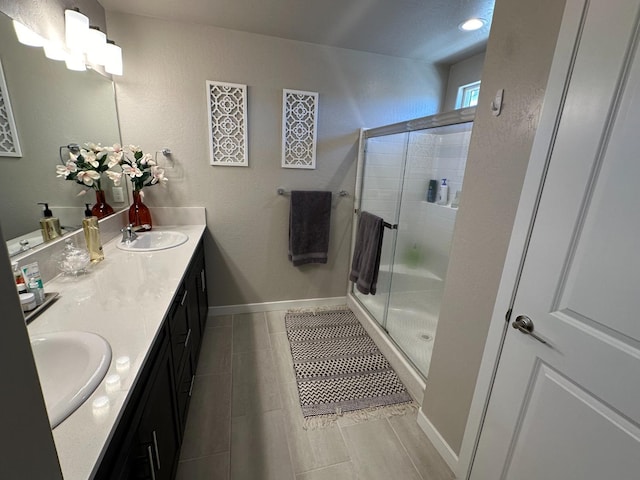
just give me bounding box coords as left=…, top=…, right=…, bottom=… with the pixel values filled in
left=129, top=190, right=152, bottom=231
left=92, top=189, right=115, bottom=219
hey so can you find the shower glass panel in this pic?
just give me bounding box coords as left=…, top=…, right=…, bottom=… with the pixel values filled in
left=353, top=132, right=408, bottom=324
left=351, top=108, right=474, bottom=380
left=385, top=122, right=473, bottom=377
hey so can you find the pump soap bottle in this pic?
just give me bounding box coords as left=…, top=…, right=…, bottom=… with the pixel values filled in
left=83, top=203, right=104, bottom=263
left=437, top=179, right=448, bottom=205
left=38, top=203, right=62, bottom=242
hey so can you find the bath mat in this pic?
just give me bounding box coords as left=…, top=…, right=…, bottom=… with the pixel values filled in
left=285, top=308, right=415, bottom=428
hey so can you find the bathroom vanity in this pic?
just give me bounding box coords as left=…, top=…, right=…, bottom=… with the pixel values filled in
left=26, top=216, right=208, bottom=479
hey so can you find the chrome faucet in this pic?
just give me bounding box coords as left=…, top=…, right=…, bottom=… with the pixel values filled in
left=120, top=224, right=139, bottom=243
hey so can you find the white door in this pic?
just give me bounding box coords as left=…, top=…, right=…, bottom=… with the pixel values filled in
left=470, top=0, right=640, bottom=478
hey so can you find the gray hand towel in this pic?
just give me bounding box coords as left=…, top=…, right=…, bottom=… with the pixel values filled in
left=288, top=190, right=332, bottom=266
left=349, top=211, right=385, bottom=295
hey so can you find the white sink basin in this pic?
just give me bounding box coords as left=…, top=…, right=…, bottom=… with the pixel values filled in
left=116, top=230, right=189, bottom=252
left=30, top=331, right=112, bottom=428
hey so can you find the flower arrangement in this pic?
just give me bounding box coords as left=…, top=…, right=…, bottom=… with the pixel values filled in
left=56, top=143, right=121, bottom=191
left=56, top=143, right=168, bottom=193
left=116, top=144, right=168, bottom=191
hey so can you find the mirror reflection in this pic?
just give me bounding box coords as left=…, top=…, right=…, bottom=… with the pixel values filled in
left=0, top=11, right=125, bottom=256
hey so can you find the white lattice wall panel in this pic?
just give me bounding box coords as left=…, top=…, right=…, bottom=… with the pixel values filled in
left=207, top=80, right=248, bottom=166
left=0, top=60, right=21, bottom=157
left=282, top=89, right=318, bottom=169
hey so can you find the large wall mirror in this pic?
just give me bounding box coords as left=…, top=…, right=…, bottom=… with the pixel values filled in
left=0, top=10, right=126, bottom=256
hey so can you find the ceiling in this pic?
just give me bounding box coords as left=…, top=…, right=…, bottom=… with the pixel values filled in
left=98, top=0, right=494, bottom=65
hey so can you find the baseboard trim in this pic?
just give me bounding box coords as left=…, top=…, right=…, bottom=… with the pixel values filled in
left=208, top=296, right=347, bottom=316
left=417, top=407, right=460, bottom=476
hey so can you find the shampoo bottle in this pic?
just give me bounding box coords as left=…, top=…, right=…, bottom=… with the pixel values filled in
left=437, top=179, right=448, bottom=205
left=38, top=202, right=62, bottom=242
left=83, top=203, right=104, bottom=263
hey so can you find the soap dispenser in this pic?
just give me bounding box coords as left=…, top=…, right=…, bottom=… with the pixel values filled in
left=83, top=203, right=104, bottom=263
left=437, top=179, right=448, bottom=205
left=38, top=202, right=62, bottom=242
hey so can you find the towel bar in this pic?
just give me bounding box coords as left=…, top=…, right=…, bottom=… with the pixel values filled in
left=277, top=188, right=349, bottom=197
left=354, top=208, right=397, bottom=229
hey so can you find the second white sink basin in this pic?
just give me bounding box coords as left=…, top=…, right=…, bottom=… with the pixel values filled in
left=116, top=230, right=189, bottom=252
left=30, top=331, right=112, bottom=428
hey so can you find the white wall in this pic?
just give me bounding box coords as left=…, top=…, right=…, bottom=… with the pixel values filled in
left=442, top=51, right=486, bottom=112
left=106, top=12, right=447, bottom=307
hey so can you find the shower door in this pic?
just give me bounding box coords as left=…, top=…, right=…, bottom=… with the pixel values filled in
left=385, top=122, right=473, bottom=377
left=353, top=132, right=408, bottom=325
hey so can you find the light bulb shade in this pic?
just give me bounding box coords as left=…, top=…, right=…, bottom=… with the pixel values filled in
left=104, top=43, right=123, bottom=76
left=65, top=51, right=86, bottom=71
left=13, top=20, right=46, bottom=47
left=86, top=27, right=106, bottom=55
left=43, top=42, right=68, bottom=61
left=65, top=9, right=89, bottom=52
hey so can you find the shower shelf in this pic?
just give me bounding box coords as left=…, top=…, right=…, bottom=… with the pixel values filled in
left=420, top=201, right=458, bottom=210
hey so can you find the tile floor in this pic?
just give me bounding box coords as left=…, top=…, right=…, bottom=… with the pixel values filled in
left=175, top=310, right=454, bottom=480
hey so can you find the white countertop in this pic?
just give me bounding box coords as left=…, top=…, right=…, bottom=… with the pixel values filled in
left=27, top=223, right=206, bottom=480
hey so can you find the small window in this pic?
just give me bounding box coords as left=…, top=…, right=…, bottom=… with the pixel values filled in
left=456, top=81, right=481, bottom=109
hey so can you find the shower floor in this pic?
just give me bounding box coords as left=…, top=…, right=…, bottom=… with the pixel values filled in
left=356, top=288, right=442, bottom=378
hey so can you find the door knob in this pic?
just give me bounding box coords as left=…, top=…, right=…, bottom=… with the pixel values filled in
left=512, top=315, right=547, bottom=344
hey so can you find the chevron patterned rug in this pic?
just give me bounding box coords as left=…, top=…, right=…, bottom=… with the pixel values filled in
left=285, top=308, right=415, bottom=427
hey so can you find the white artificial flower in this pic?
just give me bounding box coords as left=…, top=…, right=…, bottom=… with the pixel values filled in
left=106, top=170, right=122, bottom=186
left=76, top=189, right=88, bottom=196
left=150, top=166, right=168, bottom=185
left=122, top=164, right=143, bottom=178
left=56, top=161, right=78, bottom=178
left=139, top=153, right=154, bottom=165
left=127, top=144, right=141, bottom=153
left=77, top=170, right=101, bottom=186
left=107, top=151, right=123, bottom=168
left=82, top=149, right=99, bottom=168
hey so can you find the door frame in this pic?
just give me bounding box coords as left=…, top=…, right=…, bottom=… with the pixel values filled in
left=456, top=0, right=590, bottom=477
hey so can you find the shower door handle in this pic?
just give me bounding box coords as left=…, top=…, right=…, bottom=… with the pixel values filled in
left=512, top=315, right=547, bottom=344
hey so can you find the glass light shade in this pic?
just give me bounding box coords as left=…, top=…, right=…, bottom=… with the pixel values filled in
left=65, top=51, right=86, bottom=71
left=65, top=9, right=89, bottom=52
left=459, top=18, right=486, bottom=31
left=104, top=43, right=123, bottom=76
left=13, top=20, right=46, bottom=47
left=43, top=42, right=68, bottom=61
left=85, top=27, right=106, bottom=55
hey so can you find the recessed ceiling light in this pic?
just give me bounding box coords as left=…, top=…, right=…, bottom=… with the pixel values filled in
left=459, top=18, right=486, bottom=31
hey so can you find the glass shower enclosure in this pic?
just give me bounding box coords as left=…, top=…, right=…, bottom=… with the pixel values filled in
left=352, top=108, right=475, bottom=378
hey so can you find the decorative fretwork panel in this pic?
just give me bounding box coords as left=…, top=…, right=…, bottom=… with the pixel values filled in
left=0, top=60, right=21, bottom=157
left=207, top=81, right=248, bottom=166
left=282, top=89, right=318, bottom=169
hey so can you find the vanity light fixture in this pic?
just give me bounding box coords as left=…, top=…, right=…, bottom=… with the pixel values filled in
left=85, top=26, right=107, bottom=56
left=43, top=42, right=68, bottom=61
left=103, top=40, right=123, bottom=76
left=459, top=18, right=486, bottom=31
left=65, top=51, right=87, bottom=71
left=65, top=8, right=89, bottom=52
left=12, top=20, right=46, bottom=47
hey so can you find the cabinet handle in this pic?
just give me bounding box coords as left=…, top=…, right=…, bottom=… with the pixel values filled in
left=180, top=289, right=188, bottom=306
left=184, top=328, right=192, bottom=348
left=200, top=269, right=206, bottom=292
left=147, top=446, right=156, bottom=480
left=188, top=374, right=195, bottom=397
left=152, top=430, right=161, bottom=471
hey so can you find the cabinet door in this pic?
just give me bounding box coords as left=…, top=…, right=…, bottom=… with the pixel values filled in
left=176, top=354, right=196, bottom=434
left=194, top=248, right=209, bottom=332
left=137, top=340, right=180, bottom=480
left=185, top=270, right=202, bottom=366
left=169, top=284, right=190, bottom=380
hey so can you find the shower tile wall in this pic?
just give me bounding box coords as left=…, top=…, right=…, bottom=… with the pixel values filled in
left=397, top=125, right=471, bottom=280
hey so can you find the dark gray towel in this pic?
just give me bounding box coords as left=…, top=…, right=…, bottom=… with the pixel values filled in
left=349, top=211, right=385, bottom=295
left=288, top=190, right=332, bottom=266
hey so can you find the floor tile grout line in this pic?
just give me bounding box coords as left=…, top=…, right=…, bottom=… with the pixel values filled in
left=386, top=416, right=427, bottom=480
left=228, top=313, right=235, bottom=480
left=295, top=459, right=355, bottom=477
left=178, top=450, right=230, bottom=464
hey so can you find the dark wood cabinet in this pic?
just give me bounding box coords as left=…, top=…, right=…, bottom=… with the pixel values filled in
left=96, top=241, right=209, bottom=480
